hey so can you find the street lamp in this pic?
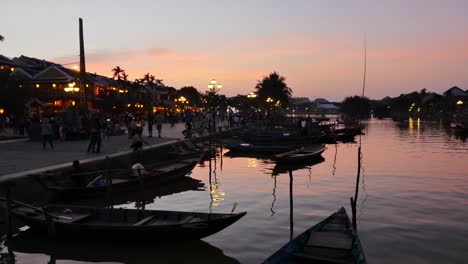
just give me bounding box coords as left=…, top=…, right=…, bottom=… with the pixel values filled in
left=207, top=79, right=222, bottom=133
left=208, top=79, right=222, bottom=94
left=247, top=92, right=258, bottom=122
left=64, top=82, right=80, bottom=107
left=178, top=96, right=187, bottom=104
left=64, top=82, right=80, bottom=93
left=265, top=97, right=274, bottom=125
left=247, top=92, right=257, bottom=99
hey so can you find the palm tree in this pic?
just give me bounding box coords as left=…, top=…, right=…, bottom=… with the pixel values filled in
left=112, top=66, right=124, bottom=80
left=122, top=72, right=129, bottom=81
left=255, top=71, right=292, bottom=108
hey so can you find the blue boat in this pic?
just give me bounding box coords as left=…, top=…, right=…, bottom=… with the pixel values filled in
left=263, top=207, right=366, bottom=264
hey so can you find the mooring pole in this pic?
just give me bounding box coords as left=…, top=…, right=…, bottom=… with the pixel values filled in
left=289, top=169, right=294, bottom=241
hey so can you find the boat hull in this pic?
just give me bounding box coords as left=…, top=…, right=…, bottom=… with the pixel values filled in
left=6, top=204, right=247, bottom=241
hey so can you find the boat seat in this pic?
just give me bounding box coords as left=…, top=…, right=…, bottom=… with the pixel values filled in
left=306, top=232, right=353, bottom=250
left=59, top=213, right=92, bottom=223
left=134, top=215, right=157, bottom=226
left=321, top=223, right=349, bottom=232
left=293, top=250, right=354, bottom=264
left=179, top=215, right=196, bottom=224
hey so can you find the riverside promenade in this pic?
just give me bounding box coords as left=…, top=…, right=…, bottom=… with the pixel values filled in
left=0, top=123, right=190, bottom=179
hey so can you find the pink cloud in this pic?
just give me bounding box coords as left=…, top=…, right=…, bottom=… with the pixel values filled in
left=51, top=32, right=468, bottom=100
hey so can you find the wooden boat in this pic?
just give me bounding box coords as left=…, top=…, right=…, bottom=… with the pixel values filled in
left=60, top=176, right=206, bottom=206
left=263, top=207, right=366, bottom=264
left=168, top=141, right=211, bottom=161
left=0, top=200, right=247, bottom=241
left=225, top=142, right=298, bottom=154
left=36, top=157, right=199, bottom=198
left=274, top=145, right=326, bottom=162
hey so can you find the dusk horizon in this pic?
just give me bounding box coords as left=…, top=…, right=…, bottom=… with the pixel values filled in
left=3, top=0, right=468, bottom=101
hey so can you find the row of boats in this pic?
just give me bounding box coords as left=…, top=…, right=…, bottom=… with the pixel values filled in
left=1, top=128, right=367, bottom=263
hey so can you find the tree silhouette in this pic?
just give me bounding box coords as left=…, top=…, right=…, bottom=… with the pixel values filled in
left=179, top=86, right=202, bottom=106
left=341, top=96, right=371, bottom=118
left=112, top=66, right=124, bottom=80
left=122, top=72, right=129, bottom=81
left=255, top=71, right=292, bottom=108
left=0, top=35, right=4, bottom=42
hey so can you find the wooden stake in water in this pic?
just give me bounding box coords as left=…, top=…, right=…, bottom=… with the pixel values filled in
left=289, top=169, right=294, bottom=241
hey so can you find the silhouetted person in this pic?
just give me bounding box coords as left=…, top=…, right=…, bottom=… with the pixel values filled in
left=147, top=112, right=154, bottom=137
left=41, top=118, right=54, bottom=149
left=182, top=120, right=192, bottom=138
left=155, top=111, right=164, bottom=137
left=130, top=128, right=149, bottom=151
left=87, top=115, right=102, bottom=153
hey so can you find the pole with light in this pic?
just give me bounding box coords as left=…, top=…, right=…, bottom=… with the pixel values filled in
left=207, top=79, right=222, bottom=134
left=247, top=92, right=258, bottom=122
left=64, top=82, right=80, bottom=106
left=266, top=97, right=274, bottom=126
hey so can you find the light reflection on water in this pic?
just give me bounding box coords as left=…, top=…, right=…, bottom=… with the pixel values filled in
left=3, top=118, right=468, bottom=263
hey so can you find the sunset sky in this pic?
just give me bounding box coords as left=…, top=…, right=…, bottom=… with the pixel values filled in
left=2, top=0, right=468, bottom=101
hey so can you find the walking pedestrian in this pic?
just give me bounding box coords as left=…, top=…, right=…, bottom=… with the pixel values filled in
left=87, top=115, right=102, bottom=153
left=155, top=111, right=164, bottom=138
left=41, top=117, right=54, bottom=149
left=147, top=112, right=154, bottom=137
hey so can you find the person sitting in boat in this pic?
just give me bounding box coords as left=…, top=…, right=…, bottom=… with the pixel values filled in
left=130, top=128, right=149, bottom=151
left=131, top=163, right=153, bottom=177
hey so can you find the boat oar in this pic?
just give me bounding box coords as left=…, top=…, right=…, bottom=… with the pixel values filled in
left=0, top=196, right=72, bottom=220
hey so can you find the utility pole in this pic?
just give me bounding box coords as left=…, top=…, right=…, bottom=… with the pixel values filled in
left=79, top=18, right=88, bottom=115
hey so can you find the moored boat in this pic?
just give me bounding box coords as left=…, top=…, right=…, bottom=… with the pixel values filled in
left=0, top=200, right=247, bottom=241
left=225, top=142, right=298, bottom=154
left=35, top=157, right=199, bottom=198
left=263, top=207, right=366, bottom=264
left=274, top=145, right=326, bottom=162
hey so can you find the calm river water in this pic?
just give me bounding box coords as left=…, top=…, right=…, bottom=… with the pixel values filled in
left=2, top=118, right=468, bottom=263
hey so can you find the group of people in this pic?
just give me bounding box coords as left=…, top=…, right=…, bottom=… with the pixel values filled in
left=29, top=109, right=251, bottom=153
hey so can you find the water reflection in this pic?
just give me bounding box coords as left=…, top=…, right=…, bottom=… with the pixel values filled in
left=332, top=143, right=338, bottom=176
left=209, top=153, right=225, bottom=210
left=2, top=229, right=240, bottom=264
left=270, top=175, right=277, bottom=216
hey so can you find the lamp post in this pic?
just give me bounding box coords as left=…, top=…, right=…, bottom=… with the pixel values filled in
left=207, top=79, right=222, bottom=134
left=247, top=92, right=258, bottom=122
left=64, top=82, right=80, bottom=107
left=266, top=97, right=274, bottom=126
